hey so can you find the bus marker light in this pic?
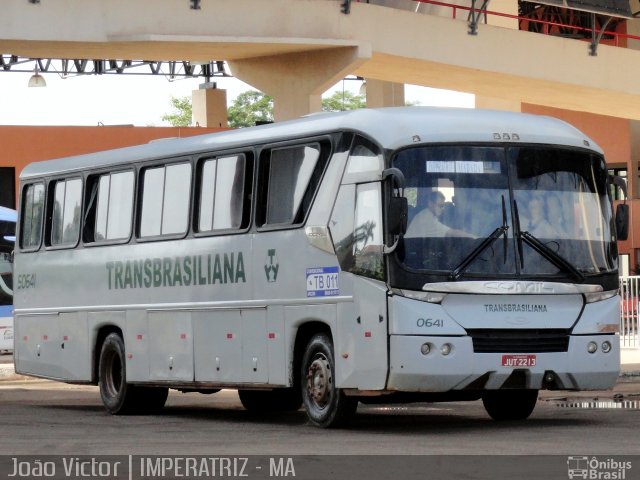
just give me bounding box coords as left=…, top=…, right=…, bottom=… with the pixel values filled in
left=365, top=331, right=372, bottom=338
left=227, top=333, right=233, bottom=339
left=420, top=343, right=431, bottom=355
left=441, top=343, right=452, bottom=356
left=268, top=333, right=276, bottom=339
left=63, top=335, right=69, bottom=341
left=180, top=333, right=187, bottom=339
left=127, top=354, right=133, bottom=359
left=43, top=335, right=48, bottom=341
left=587, top=342, right=598, bottom=354
left=136, top=334, right=143, bottom=340
left=601, top=341, right=612, bottom=353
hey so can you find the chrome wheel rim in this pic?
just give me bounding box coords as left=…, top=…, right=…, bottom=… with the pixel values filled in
left=306, top=353, right=332, bottom=409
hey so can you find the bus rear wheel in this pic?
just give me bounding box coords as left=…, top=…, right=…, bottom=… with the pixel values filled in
left=98, top=332, right=168, bottom=415
left=301, top=333, right=357, bottom=428
left=482, top=389, right=538, bottom=421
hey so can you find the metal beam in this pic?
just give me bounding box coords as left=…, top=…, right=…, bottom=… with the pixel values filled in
left=468, top=0, right=490, bottom=35
left=0, top=56, right=230, bottom=81
left=589, top=13, right=614, bottom=56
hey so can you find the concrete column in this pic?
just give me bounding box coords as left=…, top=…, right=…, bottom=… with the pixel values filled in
left=228, top=45, right=371, bottom=121
left=364, top=79, right=405, bottom=108
left=192, top=86, right=228, bottom=128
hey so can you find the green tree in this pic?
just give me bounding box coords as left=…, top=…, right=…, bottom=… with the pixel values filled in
left=227, top=90, right=274, bottom=128
left=162, top=88, right=370, bottom=129
left=161, top=96, right=192, bottom=127
left=321, top=90, right=366, bottom=112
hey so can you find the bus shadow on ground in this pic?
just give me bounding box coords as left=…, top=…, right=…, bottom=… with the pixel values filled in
left=40, top=399, right=601, bottom=432
left=157, top=402, right=593, bottom=432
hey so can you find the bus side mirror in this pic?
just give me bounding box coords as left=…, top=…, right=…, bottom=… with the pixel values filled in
left=616, top=203, right=629, bottom=241
left=387, top=196, right=408, bottom=237
left=382, top=168, right=407, bottom=254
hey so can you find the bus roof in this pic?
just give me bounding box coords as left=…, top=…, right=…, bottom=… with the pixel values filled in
left=19, top=107, right=601, bottom=180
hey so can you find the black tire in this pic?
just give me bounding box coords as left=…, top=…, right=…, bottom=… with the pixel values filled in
left=482, top=389, right=538, bottom=421
left=300, top=333, right=357, bottom=428
left=98, top=332, right=168, bottom=415
left=238, top=388, right=302, bottom=413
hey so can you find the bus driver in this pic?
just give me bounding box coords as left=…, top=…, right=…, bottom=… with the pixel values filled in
left=405, top=190, right=474, bottom=239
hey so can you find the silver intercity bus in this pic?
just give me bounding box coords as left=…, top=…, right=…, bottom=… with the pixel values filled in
left=13, top=107, right=626, bottom=427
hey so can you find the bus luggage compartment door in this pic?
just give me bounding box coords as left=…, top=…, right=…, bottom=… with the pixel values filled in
left=148, top=311, right=194, bottom=381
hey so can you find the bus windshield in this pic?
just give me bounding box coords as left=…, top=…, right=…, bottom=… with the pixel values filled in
left=393, top=145, right=616, bottom=284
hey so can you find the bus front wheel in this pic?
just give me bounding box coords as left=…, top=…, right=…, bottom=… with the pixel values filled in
left=301, top=333, right=357, bottom=428
left=482, top=389, right=538, bottom=421
left=98, top=332, right=168, bottom=415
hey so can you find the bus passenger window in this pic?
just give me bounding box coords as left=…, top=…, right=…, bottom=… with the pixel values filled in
left=198, top=155, right=246, bottom=232
left=262, top=144, right=320, bottom=226
left=50, top=178, right=82, bottom=247
left=94, top=171, right=134, bottom=241
left=20, top=183, right=45, bottom=250
left=140, top=162, right=192, bottom=237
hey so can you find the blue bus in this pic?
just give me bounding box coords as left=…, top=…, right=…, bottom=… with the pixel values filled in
left=0, top=206, right=15, bottom=353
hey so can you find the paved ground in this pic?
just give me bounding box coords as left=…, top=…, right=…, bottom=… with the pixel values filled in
left=2, top=351, right=639, bottom=398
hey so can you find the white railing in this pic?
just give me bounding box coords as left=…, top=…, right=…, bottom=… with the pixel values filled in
left=619, top=276, right=640, bottom=349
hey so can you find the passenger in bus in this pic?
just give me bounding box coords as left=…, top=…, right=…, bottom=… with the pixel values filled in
left=405, top=190, right=474, bottom=238
left=523, top=196, right=557, bottom=238
left=546, top=193, right=572, bottom=239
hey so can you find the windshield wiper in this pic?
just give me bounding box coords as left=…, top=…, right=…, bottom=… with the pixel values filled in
left=449, top=196, right=509, bottom=281
left=514, top=199, right=524, bottom=269
left=519, top=231, right=585, bottom=283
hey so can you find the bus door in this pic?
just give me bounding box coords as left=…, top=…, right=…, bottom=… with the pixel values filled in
left=337, top=182, right=389, bottom=390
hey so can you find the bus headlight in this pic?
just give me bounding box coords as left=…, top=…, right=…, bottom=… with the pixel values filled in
left=584, top=290, right=617, bottom=304
left=601, top=341, right=612, bottom=353
left=441, top=343, right=452, bottom=356
left=420, top=343, right=431, bottom=355
left=587, top=342, right=598, bottom=354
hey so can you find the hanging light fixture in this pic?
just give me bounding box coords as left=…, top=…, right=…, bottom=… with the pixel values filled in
left=28, top=63, right=46, bottom=88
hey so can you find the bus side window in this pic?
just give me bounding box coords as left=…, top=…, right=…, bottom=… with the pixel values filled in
left=353, top=183, right=384, bottom=280
left=48, top=178, right=82, bottom=248
left=84, top=171, right=134, bottom=243
left=329, top=183, right=384, bottom=281
left=196, top=154, right=251, bottom=233
left=257, top=142, right=328, bottom=228
left=20, top=182, right=45, bottom=250
left=139, top=162, right=192, bottom=238
left=330, top=185, right=356, bottom=271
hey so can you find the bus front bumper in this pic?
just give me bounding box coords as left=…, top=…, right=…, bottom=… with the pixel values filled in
left=386, top=334, right=620, bottom=392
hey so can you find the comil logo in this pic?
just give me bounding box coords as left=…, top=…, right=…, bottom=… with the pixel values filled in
left=567, top=456, right=632, bottom=479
